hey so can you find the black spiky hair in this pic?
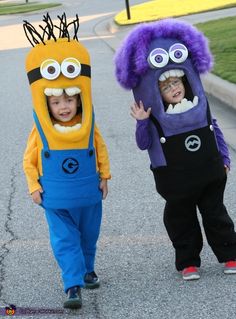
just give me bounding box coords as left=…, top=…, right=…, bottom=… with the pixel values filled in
left=23, top=12, right=80, bottom=47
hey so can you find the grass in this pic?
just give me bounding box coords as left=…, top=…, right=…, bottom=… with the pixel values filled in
left=196, top=16, right=236, bottom=83
left=0, top=1, right=61, bottom=15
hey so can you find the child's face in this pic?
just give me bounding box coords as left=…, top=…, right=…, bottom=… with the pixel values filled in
left=48, top=94, right=78, bottom=122
left=159, top=77, right=185, bottom=105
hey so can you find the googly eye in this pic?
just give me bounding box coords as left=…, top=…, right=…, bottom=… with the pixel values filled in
left=169, top=43, right=188, bottom=63
left=147, top=48, right=169, bottom=68
left=40, top=59, right=61, bottom=80
left=61, top=58, right=81, bottom=79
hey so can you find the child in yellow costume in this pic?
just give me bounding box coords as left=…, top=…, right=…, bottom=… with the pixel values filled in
left=23, top=13, right=111, bottom=309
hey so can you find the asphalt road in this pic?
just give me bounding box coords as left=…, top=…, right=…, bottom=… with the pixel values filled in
left=0, top=1, right=236, bottom=318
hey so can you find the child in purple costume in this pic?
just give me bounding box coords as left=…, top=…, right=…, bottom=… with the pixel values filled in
left=115, top=19, right=236, bottom=280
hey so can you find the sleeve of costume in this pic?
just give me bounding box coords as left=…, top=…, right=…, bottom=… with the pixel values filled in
left=23, top=125, right=42, bottom=194
left=135, top=118, right=152, bottom=150
left=212, top=118, right=230, bottom=169
left=94, top=124, right=111, bottom=179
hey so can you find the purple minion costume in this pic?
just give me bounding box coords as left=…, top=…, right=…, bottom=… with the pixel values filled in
left=115, top=19, right=236, bottom=270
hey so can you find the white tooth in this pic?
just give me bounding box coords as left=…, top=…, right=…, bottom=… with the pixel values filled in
left=54, top=124, right=66, bottom=132
left=169, top=70, right=176, bottom=77
left=53, top=88, right=63, bottom=96
left=175, top=102, right=182, bottom=113
left=181, top=99, right=190, bottom=111
left=159, top=74, right=166, bottom=81
left=193, top=96, right=199, bottom=106
left=166, top=104, right=174, bottom=114
left=65, top=87, right=81, bottom=96
left=162, top=71, right=169, bottom=80
left=165, top=71, right=170, bottom=79
left=75, top=123, right=81, bottom=130
left=44, top=88, right=53, bottom=96
left=54, top=123, right=82, bottom=133
left=52, top=88, right=63, bottom=96
left=176, top=70, right=184, bottom=77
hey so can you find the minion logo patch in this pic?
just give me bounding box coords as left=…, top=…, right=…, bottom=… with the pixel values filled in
left=185, top=135, right=201, bottom=152
left=62, top=158, right=79, bottom=174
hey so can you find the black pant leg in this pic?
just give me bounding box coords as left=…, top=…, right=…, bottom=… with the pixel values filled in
left=198, top=175, right=236, bottom=262
left=164, top=199, right=203, bottom=271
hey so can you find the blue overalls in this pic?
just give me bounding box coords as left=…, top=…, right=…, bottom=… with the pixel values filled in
left=33, top=111, right=102, bottom=291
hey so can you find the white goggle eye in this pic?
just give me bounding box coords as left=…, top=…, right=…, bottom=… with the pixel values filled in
left=40, top=59, right=61, bottom=80
left=148, top=48, right=169, bottom=68
left=61, top=58, right=81, bottom=79
left=169, top=43, right=188, bottom=63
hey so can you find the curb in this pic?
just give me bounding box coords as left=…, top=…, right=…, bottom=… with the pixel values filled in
left=201, top=74, right=236, bottom=111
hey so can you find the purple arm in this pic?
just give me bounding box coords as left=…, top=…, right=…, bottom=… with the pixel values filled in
left=212, top=118, right=231, bottom=169
left=135, top=119, right=152, bottom=150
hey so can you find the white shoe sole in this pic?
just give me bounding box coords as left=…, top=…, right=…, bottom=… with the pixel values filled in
left=224, top=269, right=236, bottom=274
left=183, top=274, right=200, bottom=280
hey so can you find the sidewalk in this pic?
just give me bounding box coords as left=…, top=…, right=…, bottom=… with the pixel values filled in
left=95, top=7, right=236, bottom=112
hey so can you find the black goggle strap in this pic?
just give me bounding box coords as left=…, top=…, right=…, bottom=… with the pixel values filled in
left=27, top=63, right=91, bottom=85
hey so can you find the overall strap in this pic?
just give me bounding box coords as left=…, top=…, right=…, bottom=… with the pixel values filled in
left=33, top=110, right=49, bottom=151
left=150, top=114, right=165, bottom=139
left=206, top=100, right=212, bottom=125
left=88, top=111, right=95, bottom=154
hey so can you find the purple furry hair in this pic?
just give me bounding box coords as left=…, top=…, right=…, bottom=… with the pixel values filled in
left=114, top=19, right=214, bottom=90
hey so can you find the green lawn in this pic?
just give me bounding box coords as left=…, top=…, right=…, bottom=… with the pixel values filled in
left=0, top=1, right=61, bottom=15
left=196, top=16, right=236, bottom=84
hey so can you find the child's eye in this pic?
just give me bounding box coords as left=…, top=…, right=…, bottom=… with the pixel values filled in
left=51, top=101, right=59, bottom=105
left=173, top=80, right=180, bottom=85
left=161, top=86, right=169, bottom=93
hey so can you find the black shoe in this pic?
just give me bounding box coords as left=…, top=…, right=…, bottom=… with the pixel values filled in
left=63, top=286, right=82, bottom=309
left=84, top=271, right=100, bottom=289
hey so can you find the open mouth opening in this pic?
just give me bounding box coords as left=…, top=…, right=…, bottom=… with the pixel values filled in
left=45, top=86, right=83, bottom=133
left=159, top=69, right=198, bottom=114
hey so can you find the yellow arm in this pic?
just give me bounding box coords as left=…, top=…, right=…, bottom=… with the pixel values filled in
left=95, top=124, right=111, bottom=180
left=23, top=125, right=42, bottom=194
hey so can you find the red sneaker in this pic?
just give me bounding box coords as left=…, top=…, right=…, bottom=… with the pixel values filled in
left=182, top=266, right=200, bottom=281
left=224, top=261, right=236, bottom=274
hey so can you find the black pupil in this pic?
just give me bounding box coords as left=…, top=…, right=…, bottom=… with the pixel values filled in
left=48, top=66, right=55, bottom=74
left=155, top=55, right=163, bottom=63
left=67, top=65, right=75, bottom=73
left=174, top=51, right=183, bottom=58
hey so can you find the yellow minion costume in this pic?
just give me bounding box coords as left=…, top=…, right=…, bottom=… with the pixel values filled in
left=23, top=14, right=111, bottom=299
